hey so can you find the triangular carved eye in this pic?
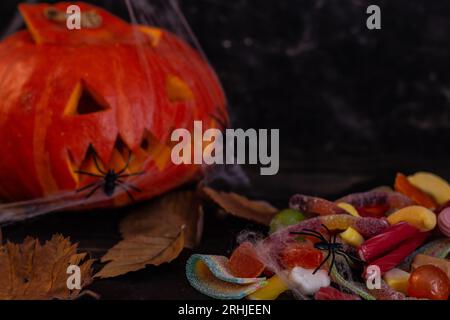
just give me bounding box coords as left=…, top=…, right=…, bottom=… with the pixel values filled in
left=65, top=81, right=110, bottom=116
left=166, top=75, right=194, bottom=103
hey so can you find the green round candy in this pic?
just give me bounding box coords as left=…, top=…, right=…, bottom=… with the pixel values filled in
left=269, top=209, right=305, bottom=234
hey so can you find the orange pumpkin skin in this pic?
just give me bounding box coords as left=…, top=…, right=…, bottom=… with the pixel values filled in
left=0, top=2, right=227, bottom=205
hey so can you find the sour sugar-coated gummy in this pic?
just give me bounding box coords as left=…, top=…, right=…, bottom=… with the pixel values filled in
left=281, top=243, right=323, bottom=269
left=229, top=242, right=265, bottom=278
left=289, top=194, right=347, bottom=216
left=336, top=191, right=413, bottom=211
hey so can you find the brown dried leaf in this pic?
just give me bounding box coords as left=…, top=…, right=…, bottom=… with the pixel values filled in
left=96, top=191, right=202, bottom=278
left=120, top=191, right=203, bottom=249
left=0, top=234, right=94, bottom=300
left=95, top=230, right=184, bottom=279
left=203, top=187, right=278, bottom=225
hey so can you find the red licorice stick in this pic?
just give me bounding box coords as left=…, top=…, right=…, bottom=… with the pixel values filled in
left=365, top=232, right=429, bottom=275
left=358, top=222, right=420, bottom=262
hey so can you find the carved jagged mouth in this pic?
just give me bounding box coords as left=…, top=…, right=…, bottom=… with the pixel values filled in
left=62, top=73, right=198, bottom=187
left=67, top=130, right=173, bottom=187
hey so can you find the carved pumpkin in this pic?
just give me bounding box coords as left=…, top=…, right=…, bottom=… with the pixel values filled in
left=0, top=2, right=227, bottom=206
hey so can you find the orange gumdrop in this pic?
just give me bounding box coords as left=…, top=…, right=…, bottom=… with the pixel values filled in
left=228, top=242, right=265, bottom=278
left=395, top=173, right=438, bottom=209
left=407, top=265, right=450, bottom=300
left=281, top=243, right=323, bottom=270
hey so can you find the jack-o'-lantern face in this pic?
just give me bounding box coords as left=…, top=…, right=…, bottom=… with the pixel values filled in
left=0, top=2, right=227, bottom=205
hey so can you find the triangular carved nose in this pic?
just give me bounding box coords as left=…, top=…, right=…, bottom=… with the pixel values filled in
left=64, top=80, right=110, bottom=116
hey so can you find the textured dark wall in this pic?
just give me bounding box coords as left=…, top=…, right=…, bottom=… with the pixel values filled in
left=2, top=0, right=450, bottom=172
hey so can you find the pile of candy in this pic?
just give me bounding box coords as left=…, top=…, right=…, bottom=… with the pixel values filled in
left=186, top=172, right=450, bottom=300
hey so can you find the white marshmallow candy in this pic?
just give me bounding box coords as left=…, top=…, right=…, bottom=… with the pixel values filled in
left=288, top=266, right=330, bottom=295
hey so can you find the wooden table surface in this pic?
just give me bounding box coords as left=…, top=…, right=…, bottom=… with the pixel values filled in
left=2, top=159, right=450, bottom=300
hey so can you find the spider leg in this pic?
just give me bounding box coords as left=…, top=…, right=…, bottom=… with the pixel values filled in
left=92, top=152, right=107, bottom=175
left=118, top=184, right=135, bottom=201
left=335, top=250, right=354, bottom=267
left=117, top=180, right=142, bottom=192
left=332, top=233, right=337, bottom=245
left=313, top=248, right=331, bottom=274
left=290, top=231, right=323, bottom=242
left=301, top=228, right=328, bottom=242
left=321, top=224, right=333, bottom=241
left=117, top=171, right=145, bottom=178
left=117, top=150, right=132, bottom=175
left=336, top=250, right=366, bottom=265
left=84, top=184, right=103, bottom=199
left=303, top=229, right=328, bottom=242
left=327, top=250, right=336, bottom=276
left=76, top=181, right=101, bottom=193
left=74, top=170, right=103, bottom=178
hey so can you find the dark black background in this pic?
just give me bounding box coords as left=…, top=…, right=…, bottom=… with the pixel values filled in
left=1, top=0, right=450, bottom=299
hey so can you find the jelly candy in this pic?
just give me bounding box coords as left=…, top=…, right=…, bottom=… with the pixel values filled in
left=365, top=232, right=428, bottom=275
left=314, top=286, right=360, bottom=300
left=359, top=222, right=420, bottom=262
left=269, top=209, right=305, bottom=234
left=399, top=238, right=450, bottom=270
left=229, top=242, right=265, bottom=278
left=395, top=173, right=438, bottom=209
left=407, top=172, right=450, bottom=205
left=329, top=261, right=375, bottom=300
left=356, top=204, right=389, bottom=218
left=321, top=215, right=389, bottom=238
left=336, top=191, right=413, bottom=211
left=387, top=206, right=437, bottom=232
left=290, top=194, right=347, bottom=216
left=278, top=215, right=389, bottom=239
left=407, top=265, right=450, bottom=300
left=383, top=268, right=410, bottom=294
left=288, top=266, right=330, bottom=295
left=185, top=255, right=267, bottom=300
left=368, top=280, right=408, bottom=300
left=280, top=243, right=323, bottom=269
left=337, top=202, right=360, bottom=216
left=352, top=217, right=390, bottom=238
left=247, top=274, right=288, bottom=300
left=339, top=227, right=364, bottom=247
left=438, top=207, right=450, bottom=237
left=412, top=254, right=450, bottom=279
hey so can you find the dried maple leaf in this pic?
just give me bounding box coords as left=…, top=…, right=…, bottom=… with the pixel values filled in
left=203, top=187, right=278, bottom=226
left=0, top=234, right=94, bottom=300
left=96, top=191, right=202, bottom=278
left=95, top=230, right=184, bottom=279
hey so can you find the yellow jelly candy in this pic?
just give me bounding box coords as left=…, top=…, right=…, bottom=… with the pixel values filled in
left=337, top=203, right=360, bottom=217
left=387, top=205, right=437, bottom=232
left=407, top=172, right=450, bottom=205
left=339, top=227, right=364, bottom=247
left=247, top=274, right=288, bottom=300
left=383, top=268, right=410, bottom=294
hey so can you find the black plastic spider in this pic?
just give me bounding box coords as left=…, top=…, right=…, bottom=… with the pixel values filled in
left=290, top=224, right=365, bottom=275
left=75, top=150, right=144, bottom=201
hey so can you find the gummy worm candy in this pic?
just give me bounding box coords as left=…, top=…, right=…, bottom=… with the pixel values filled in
left=289, top=194, right=347, bottom=216
left=336, top=191, right=413, bottom=211
left=398, top=238, right=450, bottom=270
left=395, top=173, right=438, bottom=209
left=329, top=263, right=375, bottom=300
left=278, top=215, right=390, bottom=239
left=367, top=280, right=408, bottom=300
